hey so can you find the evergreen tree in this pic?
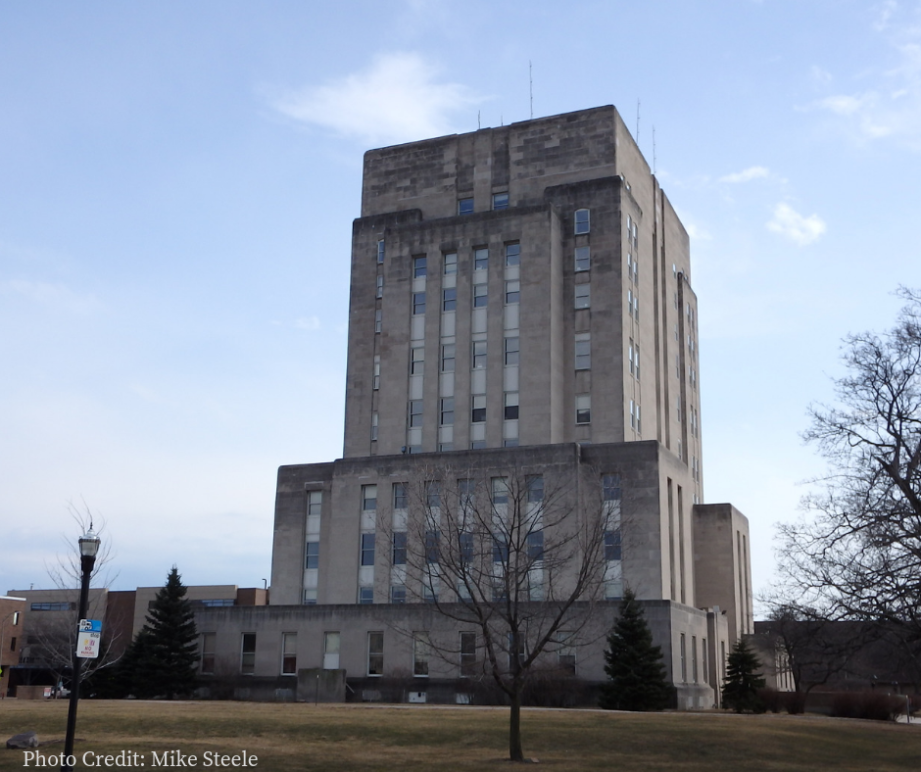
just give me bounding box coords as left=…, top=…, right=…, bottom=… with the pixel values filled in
left=721, top=638, right=765, bottom=713
left=599, top=589, right=672, bottom=711
left=122, top=567, right=199, bottom=699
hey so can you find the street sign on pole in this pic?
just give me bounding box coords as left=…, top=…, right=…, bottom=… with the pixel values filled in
left=76, top=619, right=102, bottom=659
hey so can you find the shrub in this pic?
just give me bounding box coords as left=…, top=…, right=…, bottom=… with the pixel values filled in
left=830, top=691, right=903, bottom=721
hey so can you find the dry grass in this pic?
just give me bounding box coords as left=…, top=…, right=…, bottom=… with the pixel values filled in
left=1, top=700, right=921, bottom=771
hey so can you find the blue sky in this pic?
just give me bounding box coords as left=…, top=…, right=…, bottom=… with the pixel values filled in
left=2, top=1, right=919, bottom=606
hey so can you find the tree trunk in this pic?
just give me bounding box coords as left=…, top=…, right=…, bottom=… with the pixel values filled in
left=509, top=688, right=524, bottom=762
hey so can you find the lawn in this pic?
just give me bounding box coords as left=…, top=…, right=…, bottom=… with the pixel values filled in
left=1, top=700, right=920, bottom=771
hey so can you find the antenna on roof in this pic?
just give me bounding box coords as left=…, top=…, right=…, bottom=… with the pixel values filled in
left=636, top=99, right=640, bottom=142
left=529, top=61, right=533, bottom=119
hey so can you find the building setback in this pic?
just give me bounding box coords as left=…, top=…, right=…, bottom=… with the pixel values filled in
left=206, top=105, right=752, bottom=708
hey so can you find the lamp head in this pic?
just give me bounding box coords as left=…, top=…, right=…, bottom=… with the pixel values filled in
left=79, top=528, right=101, bottom=559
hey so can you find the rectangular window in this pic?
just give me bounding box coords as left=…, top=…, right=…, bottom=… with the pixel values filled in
left=492, top=192, right=509, bottom=210
left=358, top=587, right=374, bottom=604
left=440, top=397, right=454, bottom=425
left=441, top=344, right=455, bottom=372
left=376, top=275, right=383, bottom=298
left=413, top=632, right=431, bottom=676
left=574, top=246, right=591, bottom=272
left=527, top=475, right=544, bottom=503
left=413, top=256, right=427, bottom=278
left=692, top=635, right=699, bottom=683
left=393, top=482, right=408, bottom=510
left=423, top=583, right=438, bottom=603
left=635, top=343, right=641, bottom=380
left=443, top=287, right=457, bottom=311
left=360, top=533, right=375, bottom=566
left=305, top=541, right=319, bottom=569
left=391, top=585, right=406, bottom=604
left=527, top=531, right=544, bottom=561
left=281, top=632, right=297, bottom=675
left=362, top=484, right=378, bottom=512
left=633, top=294, right=639, bottom=318
left=373, top=355, right=380, bottom=389
left=575, top=394, right=591, bottom=424
left=493, top=536, right=509, bottom=563
left=377, top=240, right=385, bottom=264
left=409, top=400, right=423, bottom=427
left=575, top=283, right=590, bottom=309
left=604, top=530, right=622, bottom=561
left=504, top=392, right=519, bottom=420
left=492, top=477, right=508, bottom=504
left=426, top=481, right=441, bottom=509
left=637, top=404, right=643, bottom=434
left=458, top=198, right=474, bottom=215
left=444, top=252, right=457, bottom=274
left=504, top=337, right=519, bottom=365
left=425, top=529, right=440, bottom=563
left=241, top=633, right=256, bottom=675
left=505, top=242, right=520, bottom=265
left=303, top=588, right=317, bottom=605
left=460, top=632, right=477, bottom=677
left=371, top=412, right=378, bottom=441
left=630, top=399, right=636, bottom=429
left=470, top=440, right=486, bottom=449
left=368, top=632, right=384, bottom=676
left=629, top=339, right=635, bottom=374
left=458, top=531, right=474, bottom=564
left=374, top=309, right=382, bottom=333
left=474, top=247, right=489, bottom=270
left=307, top=490, right=322, bottom=516
left=411, top=347, right=425, bottom=375
left=574, top=208, right=590, bottom=234
left=603, top=474, right=621, bottom=501
left=505, top=280, right=520, bottom=304
left=471, top=394, right=486, bottom=423
left=458, top=478, right=474, bottom=511
left=200, top=632, right=216, bottom=674
left=702, top=637, right=709, bottom=683
left=575, top=333, right=591, bottom=370
left=473, top=284, right=488, bottom=307
left=392, top=532, right=407, bottom=565
left=680, top=633, right=687, bottom=682
left=472, top=340, right=487, bottom=369
left=413, top=292, right=426, bottom=315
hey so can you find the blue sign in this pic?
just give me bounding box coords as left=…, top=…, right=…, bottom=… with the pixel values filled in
left=79, top=618, right=102, bottom=633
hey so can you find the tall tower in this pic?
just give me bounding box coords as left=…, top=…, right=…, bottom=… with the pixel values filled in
left=343, top=106, right=703, bottom=503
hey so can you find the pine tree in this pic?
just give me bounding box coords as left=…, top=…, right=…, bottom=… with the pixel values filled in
left=599, top=589, right=672, bottom=711
left=123, top=567, right=199, bottom=699
left=721, top=638, right=766, bottom=713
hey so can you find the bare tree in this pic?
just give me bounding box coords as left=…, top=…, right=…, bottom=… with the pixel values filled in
left=774, top=288, right=921, bottom=647
left=380, top=461, right=614, bottom=761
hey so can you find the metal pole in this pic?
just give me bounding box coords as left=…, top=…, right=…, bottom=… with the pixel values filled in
left=61, top=554, right=94, bottom=772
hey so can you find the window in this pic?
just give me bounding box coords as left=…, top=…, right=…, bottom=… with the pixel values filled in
left=426, top=481, right=441, bottom=509
left=440, top=397, right=454, bottom=425
left=633, top=293, right=639, bottom=318
left=692, top=635, right=699, bottom=683
left=424, top=530, right=440, bottom=562
left=575, top=246, right=591, bottom=272
left=470, top=440, right=486, bottom=449
left=441, top=343, right=455, bottom=372
left=603, top=474, right=621, bottom=501
left=303, top=588, right=317, bottom=604
left=604, top=529, right=622, bottom=561
left=492, top=192, right=509, bottom=210
left=362, top=484, right=377, bottom=512
left=241, top=633, right=256, bottom=675
left=391, top=585, right=406, bottom=604
left=392, top=532, right=407, bottom=565
left=504, top=337, right=519, bottom=365
left=413, top=256, right=427, bottom=278
left=30, top=602, right=74, bottom=611
left=527, top=531, right=544, bottom=561
left=307, top=491, right=322, bottom=517
left=412, top=292, right=426, bottom=315
left=472, top=340, right=487, bottom=368
left=361, top=533, right=375, bottom=566
left=200, top=633, right=216, bottom=674
left=411, top=347, right=425, bottom=375
left=630, top=400, right=636, bottom=429
left=12, top=611, right=19, bottom=626
left=702, top=637, right=709, bottom=683
left=443, top=287, right=457, bottom=311
left=368, top=632, right=384, bottom=676
left=377, top=240, right=385, bottom=264
left=629, top=340, right=635, bottom=374
left=505, top=242, right=520, bottom=265
left=305, top=541, right=319, bottom=569
left=504, top=438, right=519, bottom=447
left=423, top=583, right=438, bottom=603
left=458, top=531, right=474, bottom=564
left=414, top=632, right=432, bottom=676
left=576, top=394, right=591, bottom=424
left=680, top=633, right=687, bottom=682
left=504, top=392, right=519, bottom=420
left=358, top=587, right=374, bottom=604
left=527, top=475, right=544, bottom=502
left=444, top=252, right=457, bottom=274
left=373, top=355, right=380, bottom=389
left=574, top=208, right=590, bottom=234
left=575, top=333, right=591, bottom=370
left=505, top=280, right=520, bottom=304
left=374, top=309, right=382, bottom=333
left=635, top=343, right=641, bottom=380
left=376, top=275, right=383, bottom=298
left=493, top=536, right=509, bottom=563
left=492, top=477, right=509, bottom=504
left=458, top=198, right=474, bottom=215
left=371, top=412, right=378, bottom=441
left=409, top=400, right=423, bottom=427
left=474, top=247, right=489, bottom=270
left=393, top=482, right=408, bottom=509
left=473, top=284, right=488, bottom=307
left=460, top=632, right=477, bottom=677
left=281, top=632, right=297, bottom=675
left=575, top=283, right=590, bottom=309
left=471, top=395, right=486, bottom=423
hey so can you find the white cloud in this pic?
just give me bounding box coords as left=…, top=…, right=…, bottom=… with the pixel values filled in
left=718, top=165, right=770, bottom=183
left=270, top=52, right=485, bottom=146
left=767, top=203, right=827, bottom=246
left=872, top=0, right=898, bottom=32
left=1, top=279, right=98, bottom=314
left=293, top=316, right=321, bottom=331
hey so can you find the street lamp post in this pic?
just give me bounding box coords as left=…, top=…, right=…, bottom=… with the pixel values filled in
left=61, top=528, right=100, bottom=772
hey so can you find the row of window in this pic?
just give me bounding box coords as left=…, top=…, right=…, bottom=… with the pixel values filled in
left=412, top=245, right=520, bottom=278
